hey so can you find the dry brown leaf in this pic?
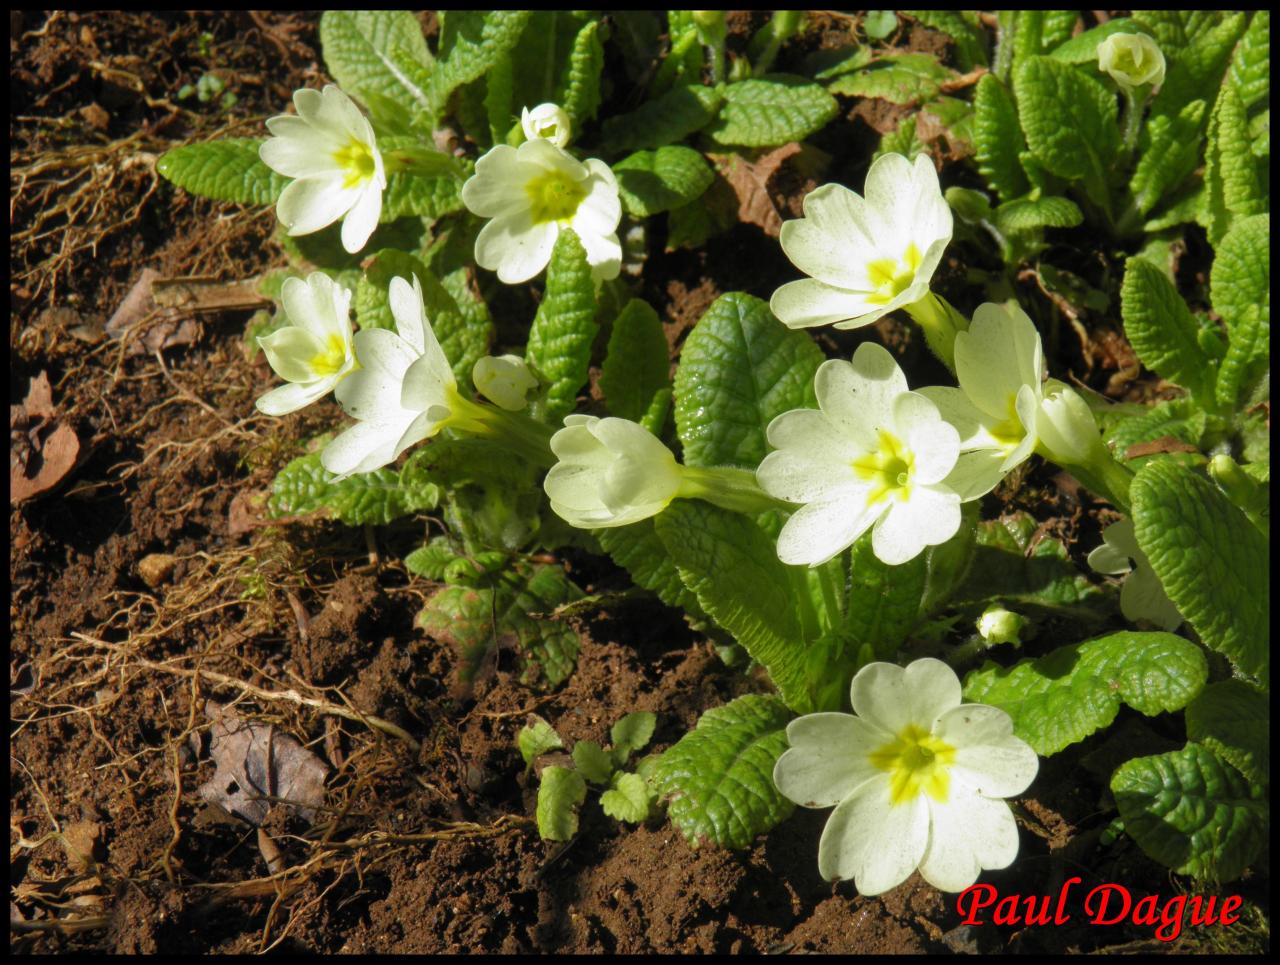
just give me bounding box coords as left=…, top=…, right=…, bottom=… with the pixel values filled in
left=196, top=700, right=328, bottom=826
left=709, top=143, right=803, bottom=237
left=1123, top=436, right=1200, bottom=460
left=11, top=372, right=80, bottom=505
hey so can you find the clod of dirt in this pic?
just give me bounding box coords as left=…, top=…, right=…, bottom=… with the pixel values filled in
left=10, top=370, right=80, bottom=504
left=195, top=700, right=328, bottom=826
left=136, top=553, right=178, bottom=588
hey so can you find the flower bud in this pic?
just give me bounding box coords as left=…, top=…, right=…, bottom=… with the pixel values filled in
left=520, top=103, right=572, bottom=149
left=544, top=416, right=684, bottom=528
left=473, top=354, right=537, bottom=411
left=1035, top=380, right=1106, bottom=468
left=1097, top=33, right=1166, bottom=92
left=976, top=605, right=1025, bottom=646
left=692, top=10, right=727, bottom=46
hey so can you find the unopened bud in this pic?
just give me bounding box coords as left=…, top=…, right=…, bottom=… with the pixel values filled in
left=976, top=605, right=1025, bottom=646
left=1097, top=33, right=1166, bottom=92
left=521, top=103, right=572, bottom=149
left=473, top=354, right=537, bottom=411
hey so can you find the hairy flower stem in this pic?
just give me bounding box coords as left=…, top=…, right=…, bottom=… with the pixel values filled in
left=1060, top=451, right=1136, bottom=513
left=458, top=397, right=557, bottom=468
left=679, top=465, right=791, bottom=516
left=904, top=292, right=969, bottom=374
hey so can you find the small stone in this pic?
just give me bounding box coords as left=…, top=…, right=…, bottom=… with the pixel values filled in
left=138, top=553, right=178, bottom=588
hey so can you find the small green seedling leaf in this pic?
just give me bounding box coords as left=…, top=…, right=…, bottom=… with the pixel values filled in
left=963, top=631, right=1208, bottom=756
left=518, top=715, right=564, bottom=772
left=536, top=765, right=587, bottom=841
left=601, top=772, right=653, bottom=823
left=614, top=146, right=715, bottom=218
left=404, top=536, right=464, bottom=580
left=1111, top=743, right=1267, bottom=882
left=572, top=740, right=615, bottom=785
left=611, top=711, right=657, bottom=763
left=269, top=450, right=439, bottom=525
left=599, top=298, right=670, bottom=424
left=653, top=694, right=795, bottom=850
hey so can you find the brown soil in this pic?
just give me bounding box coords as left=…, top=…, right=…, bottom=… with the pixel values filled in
left=10, top=11, right=1266, bottom=955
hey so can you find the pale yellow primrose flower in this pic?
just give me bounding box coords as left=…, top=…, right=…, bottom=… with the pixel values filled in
left=461, top=138, right=622, bottom=284
left=918, top=302, right=1045, bottom=501
left=1034, top=380, right=1107, bottom=468
left=756, top=342, right=962, bottom=567
left=771, top=153, right=953, bottom=330
left=256, top=272, right=357, bottom=416
left=544, top=416, right=683, bottom=528
left=260, top=85, right=386, bottom=255
left=1087, top=519, right=1183, bottom=631
left=1097, top=33, right=1166, bottom=92
left=773, top=658, right=1038, bottom=895
left=521, top=103, right=572, bottom=148
left=322, top=275, right=460, bottom=478
left=473, top=354, right=537, bottom=411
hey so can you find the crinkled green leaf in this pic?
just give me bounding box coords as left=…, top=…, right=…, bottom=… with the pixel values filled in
left=557, top=18, right=605, bottom=128
left=507, top=11, right=592, bottom=117
left=596, top=520, right=705, bottom=618
left=995, top=195, right=1082, bottom=233
left=416, top=562, right=583, bottom=688
left=268, top=450, right=439, bottom=525
left=156, top=139, right=287, bottom=205
left=653, top=694, right=795, bottom=850
left=536, top=765, right=587, bottom=841
left=572, top=740, right=615, bottom=785
left=1201, top=67, right=1266, bottom=248
left=1105, top=398, right=1207, bottom=467
left=611, top=711, right=657, bottom=758
left=877, top=115, right=926, bottom=161
left=907, top=11, right=988, bottom=70
left=381, top=170, right=466, bottom=221
left=1230, top=11, right=1270, bottom=110
left=1129, top=99, right=1206, bottom=217
left=599, top=298, right=670, bottom=423
left=601, top=84, right=723, bottom=153
left=655, top=502, right=818, bottom=713
left=673, top=292, right=822, bottom=469
left=963, top=631, right=1208, bottom=756
left=405, top=536, right=464, bottom=581
left=1039, top=11, right=1079, bottom=51
left=1014, top=56, right=1118, bottom=194
left=1142, top=12, right=1246, bottom=132
left=518, top=715, right=564, bottom=771
left=600, top=771, right=654, bottom=823
left=706, top=75, right=839, bottom=148
left=950, top=512, right=1105, bottom=616
left=430, top=11, right=530, bottom=124
left=973, top=74, right=1029, bottom=204
left=1111, top=743, right=1267, bottom=881
left=1211, top=214, right=1270, bottom=411
left=613, top=146, right=714, bottom=218
left=1131, top=459, right=1269, bottom=684
left=319, top=12, right=433, bottom=120
left=1121, top=257, right=1220, bottom=408
left=1047, top=18, right=1136, bottom=64
left=525, top=230, right=597, bottom=423
left=1185, top=680, right=1269, bottom=786
left=827, top=52, right=952, bottom=105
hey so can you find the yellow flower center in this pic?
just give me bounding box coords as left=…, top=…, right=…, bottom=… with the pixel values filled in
left=333, top=139, right=376, bottom=189
left=868, top=722, right=957, bottom=805
left=865, top=242, right=923, bottom=305
left=525, top=169, right=587, bottom=224
left=851, top=429, right=915, bottom=504
left=987, top=395, right=1026, bottom=448
left=309, top=333, right=349, bottom=378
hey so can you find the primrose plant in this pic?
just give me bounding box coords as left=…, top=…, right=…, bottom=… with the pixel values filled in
left=157, top=11, right=1268, bottom=898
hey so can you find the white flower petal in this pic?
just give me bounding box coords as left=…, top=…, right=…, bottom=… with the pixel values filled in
left=517, top=136, right=588, bottom=179
left=775, top=496, right=883, bottom=567
left=779, top=183, right=879, bottom=290
left=320, top=418, right=410, bottom=477
left=942, top=449, right=1008, bottom=502
left=770, top=278, right=886, bottom=330
left=1120, top=565, right=1183, bottom=630
left=916, top=385, right=988, bottom=448
left=918, top=784, right=1021, bottom=892
left=259, top=326, right=326, bottom=383
left=474, top=211, right=559, bottom=284
left=461, top=145, right=532, bottom=216
left=575, top=227, right=622, bottom=280
left=255, top=378, right=335, bottom=416
left=872, top=486, right=960, bottom=565
left=851, top=658, right=961, bottom=739
left=260, top=123, right=341, bottom=177
left=894, top=392, right=959, bottom=485
left=333, top=329, right=416, bottom=419
left=935, top=705, right=1039, bottom=797
left=575, top=159, right=623, bottom=234
left=774, top=713, right=885, bottom=808
left=817, top=778, right=928, bottom=892
left=276, top=175, right=358, bottom=235
left=955, top=303, right=1043, bottom=423
left=340, top=179, right=382, bottom=254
